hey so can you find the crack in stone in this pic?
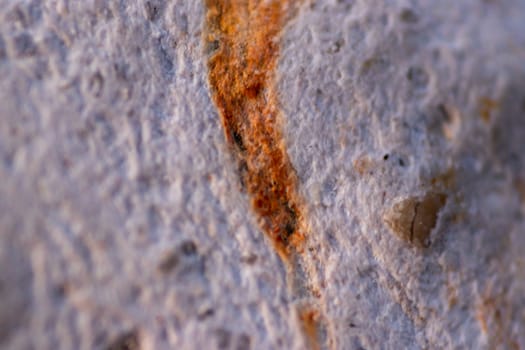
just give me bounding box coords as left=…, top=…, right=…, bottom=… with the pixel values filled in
left=410, top=202, right=420, bottom=244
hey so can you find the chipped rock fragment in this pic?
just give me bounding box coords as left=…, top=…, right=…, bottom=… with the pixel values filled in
left=384, top=192, right=447, bottom=248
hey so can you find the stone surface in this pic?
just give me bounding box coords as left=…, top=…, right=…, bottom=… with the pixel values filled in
left=0, top=0, right=524, bottom=349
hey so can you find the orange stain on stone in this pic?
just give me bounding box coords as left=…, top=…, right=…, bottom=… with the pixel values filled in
left=476, top=293, right=519, bottom=349
left=204, top=3, right=329, bottom=348
left=479, top=96, right=499, bottom=124
left=299, top=308, right=322, bottom=350
left=205, top=0, right=304, bottom=256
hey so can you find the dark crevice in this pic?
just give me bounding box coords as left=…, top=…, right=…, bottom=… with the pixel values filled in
left=410, top=202, right=419, bottom=243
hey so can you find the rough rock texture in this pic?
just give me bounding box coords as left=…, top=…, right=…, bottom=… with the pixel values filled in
left=280, top=1, right=525, bottom=348
left=1, top=0, right=524, bottom=349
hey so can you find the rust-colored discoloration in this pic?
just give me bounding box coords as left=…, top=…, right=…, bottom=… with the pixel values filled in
left=204, top=1, right=328, bottom=348
left=204, top=0, right=304, bottom=256
left=430, top=168, right=456, bottom=191
left=476, top=291, right=519, bottom=349
left=447, top=285, right=458, bottom=309
left=353, top=156, right=375, bottom=176
left=479, top=96, right=499, bottom=124
left=299, top=308, right=322, bottom=350
left=438, top=104, right=462, bottom=141
left=384, top=192, right=447, bottom=248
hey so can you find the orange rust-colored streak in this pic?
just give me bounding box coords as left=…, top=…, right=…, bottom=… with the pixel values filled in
left=205, top=0, right=304, bottom=256
left=479, top=96, right=499, bottom=124
left=299, top=308, right=322, bottom=350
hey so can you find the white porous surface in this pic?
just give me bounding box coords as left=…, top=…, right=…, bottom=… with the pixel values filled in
left=1, top=1, right=524, bottom=349
left=280, top=1, right=525, bottom=348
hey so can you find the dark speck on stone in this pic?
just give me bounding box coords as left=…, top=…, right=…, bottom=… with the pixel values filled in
left=407, top=66, right=429, bottom=89
left=145, top=3, right=158, bottom=21
left=181, top=240, right=197, bottom=256
left=400, top=8, right=419, bottom=23
left=158, top=250, right=179, bottom=273
left=14, top=33, right=38, bottom=57
left=0, top=36, right=6, bottom=60
left=106, top=330, right=140, bottom=350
